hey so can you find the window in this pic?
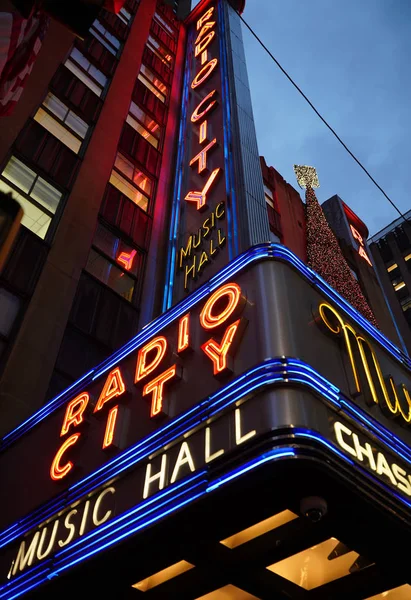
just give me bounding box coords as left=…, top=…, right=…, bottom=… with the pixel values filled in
left=394, top=281, right=406, bottom=291
left=90, top=20, right=120, bottom=54
left=377, top=239, right=393, bottom=263
left=99, top=9, right=129, bottom=41
left=93, top=223, right=140, bottom=276
left=14, top=120, right=80, bottom=188
left=86, top=224, right=142, bottom=302
left=42, top=93, right=88, bottom=138
left=138, top=65, right=167, bottom=103
left=86, top=249, right=135, bottom=301
left=110, top=152, right=152, bottom=211
left=34, top=108, right=82, bottom=154
left=65, top=48, right=107, bottom=96
left=118, top=7, right=131, bottom=24
left=133, top=80, right=166, bottom=123
left=65, top=272, right=139, bottom=368
left=50, top=65, right=102, bottom=123
left=395, top=227, right=411, bottom=253
left=264, top=183, right=282, bottom=239
left=400, top=296, right=411, bottom=312
left=114, top=152, right=152, bottom=193
left=387, top=262, right=398, bottom=273
left=154, top=12, right=177, bottom=39
left=101, top=184, right=151, bottom=250
left=394, top=281, right=409, bottom=301
left=146, top=35, right=173, bottom=68
left=0, top=157, right=62, bottom=239
left=126, top=101, right=161, bottom=148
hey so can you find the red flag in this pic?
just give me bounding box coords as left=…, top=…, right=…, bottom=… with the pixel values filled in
left=0, top=11, right=49, bottom=117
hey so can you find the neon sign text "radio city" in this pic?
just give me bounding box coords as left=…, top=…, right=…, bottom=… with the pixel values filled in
left=178, top=5, right=227, bottom=290
left=50, top=282, right=247, bottom=482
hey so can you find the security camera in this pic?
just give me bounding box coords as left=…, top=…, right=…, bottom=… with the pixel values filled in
left=300, top=496, right=328, bottom=522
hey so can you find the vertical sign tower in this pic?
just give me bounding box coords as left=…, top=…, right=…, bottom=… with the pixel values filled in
left=164, top=0, right=271, bottom=308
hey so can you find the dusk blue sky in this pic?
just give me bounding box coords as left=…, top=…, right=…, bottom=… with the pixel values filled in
left=194, top=0, right=411, bottom=236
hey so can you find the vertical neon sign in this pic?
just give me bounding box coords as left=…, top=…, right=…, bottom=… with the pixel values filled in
left=165, top=1, right=232, bottom=306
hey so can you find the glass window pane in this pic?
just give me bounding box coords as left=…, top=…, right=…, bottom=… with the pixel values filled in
left=109, top=170, right=149, bottom=212
left=126, top=115, right=158, bottom=148
left=70, top=47, right=90, bottom=71
left=0, top=288, right=21, bottom=337
left=147, top=36, right=173, bottom=67
left=114, top=153, right=152, bottom=195
left=30, top=178, right=62, bottom=213
left=114, top=152, right=134, bottom=179
left=154, top=12, right=176, bottom=37
left=2, top=156, right=36, bottom=193
left=264, top=185, right=273, bottom=199
left=0, top=181, right=51, bottom=239
left=88, top=64, right=107, bottom=87
left=94, top=224, right=139, bottom=276
left=129, top=101, right=161, bottom=140
left=86, top=249, right=135, bottom=301
left=65, top=59, right=102, bottom=97
left=138, top=65, right=167, bottom=102
left=119, top=8, right=131, bottom=22
left=65, top=111, right=88, bottom=139
left=90, top=28, right=117, bottom=55
left=93, top=224, right=119, bottom=259
left=42, top=92, right=68, bottom=121
left=34, top=108, right=81, bottom=153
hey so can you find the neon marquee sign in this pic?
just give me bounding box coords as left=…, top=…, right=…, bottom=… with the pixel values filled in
left=50, top=282, right=247, bottom=482
left=177, top=3, right=228, bottom=292
left=3, top=244, right=411, bottom=599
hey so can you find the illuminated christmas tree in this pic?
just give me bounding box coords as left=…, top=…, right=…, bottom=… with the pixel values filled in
left=294, top=165, right=378, bottom=327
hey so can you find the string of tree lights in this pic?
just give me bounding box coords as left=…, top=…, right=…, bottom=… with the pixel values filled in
left=237, top=11, right=409, bottom=225
left=305, top=185, right=378, bottom=326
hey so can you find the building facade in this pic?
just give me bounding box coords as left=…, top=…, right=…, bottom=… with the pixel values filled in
left=369, top=210, right=411, bottom=356
left=322, top=194, right=402, bottom=348
left=0, top=0, right=190, bottom=435
left=1, top=2, right=411, bottom=599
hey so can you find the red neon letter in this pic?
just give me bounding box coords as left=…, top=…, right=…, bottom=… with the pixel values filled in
left=94, top=367, right=126, bottom=413
left=143, top=365, right=180, bottom=418
left=60, top=393, right=89, bottom=437
left=200, top=283, right=243, bottom=330
left=195, top=31, right=215, bottom=57
left=199, top=120, right=208, bottom=144
left=197, top=6, right=214, bottom=30
left=196, top=21, right=215, bottom=44
left=117, top=249, right=137, bottom=270
left=191, top=59, right=218, bottom=89
left=350, top=224, right=364, bottom=246
left=102, top=405, right=119, bottom=449
left=201, top=320, right=242, bottom=376
left=189, top=138, right=217, bottom=173
left=185, top=167, right=220, bottom=211
left=135, top=337, right=167, bottom=383
left=178, top=313, right=191, bottom=354
left=191, top=89, right=217, bottom=123
left=50, top=433, right=81, bottom=481
left=359, top=245, right=373, bottom=267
